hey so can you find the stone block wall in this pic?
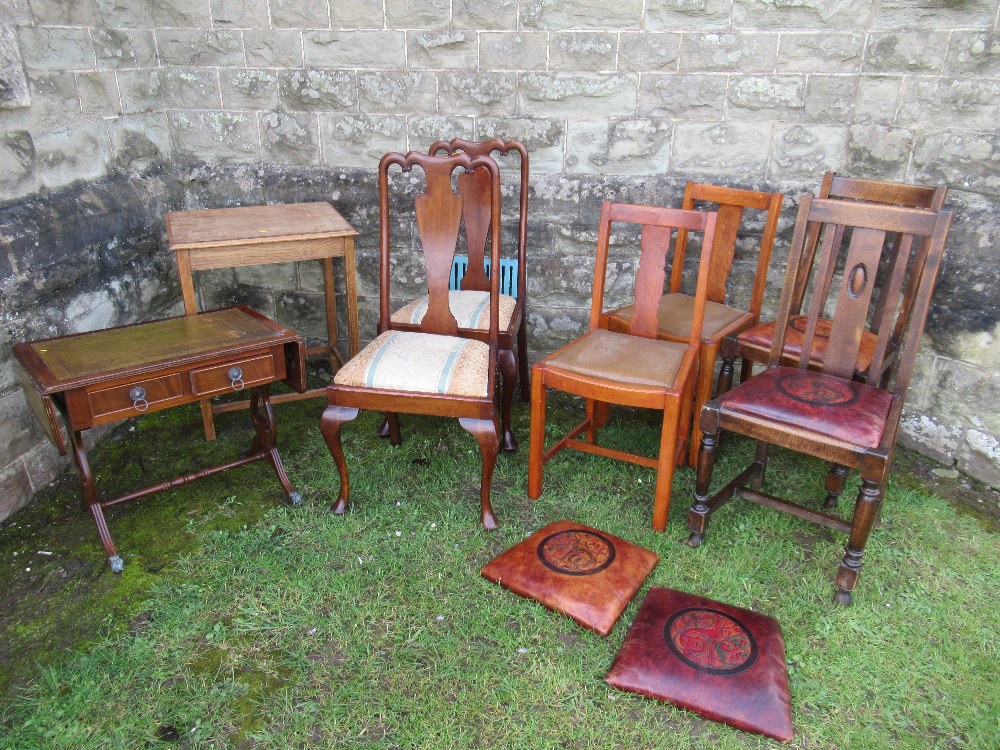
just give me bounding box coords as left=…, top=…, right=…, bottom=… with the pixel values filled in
left=2, top=0, right=1000, bottom=520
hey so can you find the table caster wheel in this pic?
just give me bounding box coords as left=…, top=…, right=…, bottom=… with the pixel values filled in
left=109, top=555, right=125, bottom=573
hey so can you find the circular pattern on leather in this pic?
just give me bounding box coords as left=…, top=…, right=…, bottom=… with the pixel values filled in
left=776, top=372, right=859, bottom=407
left=537, top=530, right=616, bottom=576
left=789, top=316, right=832, bottom=338
left=664, top=607, right=758, bottom=676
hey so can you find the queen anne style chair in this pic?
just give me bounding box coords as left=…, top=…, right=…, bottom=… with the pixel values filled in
left=528, top=201, right=718, bottom=532
left=603, top=182, right=783, bottom=467
left=321, top=151, right=504, bottom=529
left=388, top=138, right=529, bottom=451
left=688, top=196, right=953, bottom=605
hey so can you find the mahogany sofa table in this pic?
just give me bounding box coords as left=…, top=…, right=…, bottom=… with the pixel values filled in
left=165, top=201, right=360, bottom=440
left=13, top=306, right=306, bottom=572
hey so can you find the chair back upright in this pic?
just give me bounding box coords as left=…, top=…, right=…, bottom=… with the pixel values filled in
left=673, top=183, right=782, bottom=321
left=378, top=151, right=503, bottom=382
left=428, top=138, right=529, bottom=301
left=593, top=201, right=718, bottom=345
left=770, top=196, right=952, bottom=402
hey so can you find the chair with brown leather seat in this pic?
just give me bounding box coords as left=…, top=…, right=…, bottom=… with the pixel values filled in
left=321, top=150, right=504, bottom=529
left=529, top=201, right=718, bottom=532
left=388, top=138, right=528, bottom=451
left=603, top=182, right=783, bottom=466
left=688, top=196, right=953, bottom=605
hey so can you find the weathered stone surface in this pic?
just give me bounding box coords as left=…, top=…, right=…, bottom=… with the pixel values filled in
left=803, top=75, right=856, bottom=123
left=958, top=429, right=1000, bottom=488
left=168, top=111, right=260, bottom=162
left=566, top=119, right=672, bottom=176
left=898, top=78, right=1000, bottom=132
left=844, top=124, right=913, bottom=181
left=549, top=32, right=617, bottom=71
left=17, top=27, right=95, bottom=72
left=77, top=71, right=120, bottom=114
left=408, top=115, right=475, bottom=147
left=0, top=130, right=37, bottom=194
left=232, top=260, right=298, bottom=292
left=25, top=72, right=78, bottom=126
left=278, top=69, right=357, bottom=112
left=477, top=116, right=565, bottom=173
left=769, top=124, right=847, bottom=179
left=522, top=0, right=643, bottom=31
left=385, top=0, right=451, bottom=28
left=728, top=75, right=805, bottom=118
left=160, top=69, right=222, bottom=109
left=853, top=75, right=901, bottom=125
left=221, top=69, right=278, bottom=109
left=873, top=0, right=997, bottom=30
left=519, top=73, right=638, bottom=117
left=733, top=0, right=875, bottom=29
left=680, top=32, right=779, bottom=72
left=945, top=31, right=1000, bottom=78
left=926, top=357, right=1000, bottom=434
left=118, top=69, right=162, bottom=113
left=261, top=111, right=318, bottom=165
left=618, top=33, right=681, bottom=72
left=453, top=0, right=517, bottom=28
left=109, top=113, right=171, bottom=174
left=863, top=32, right=950, bottom=73
left=157, top=29, right=245, bottom=67
left=332, top=0, right=385, bottom=28
left=244, top=30, right=303, bottom=67
left=0, top=391, right=47, bottom=468
left=303, top=31, right=406, bottom=68
left=480, top=33, right=548, bottom=71
left=0, top=461, right=33, bottom=523
left=439, top=72, right=517, bottom=116
left=96, top=0, right=154, bottom=27
left=270, top=0, right=329, bottom=28
left=359, top=72, right=437, bottom=115
left=29, top=0, right=100, bottom=26
left=776, top=32, right=864, bottom=73
left=34, top=124, right=108, bottom=190
left=645, top=0, right=733, bottom=32
left=911, top=130, right=1000, bottom=196
left=1, top=27, right=31, bottom=109
left=899, top=410, right=963, bottom=464
left=320, top=114, right=406, bottom=168
left=407, top=30, right=478, bottom=69
left=91, top=28, right=137, bottom=69
left=210, top=0, right=270, bottom=28
left=673, top=121, right=771, bottom=176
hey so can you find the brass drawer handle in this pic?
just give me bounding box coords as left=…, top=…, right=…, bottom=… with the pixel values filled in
left=129, top=386, right=149, bottom=412
left=227, top=366, right=245, bottom=391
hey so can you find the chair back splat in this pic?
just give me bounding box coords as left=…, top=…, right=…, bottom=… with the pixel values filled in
left=690, top=194, right=953, bottom=605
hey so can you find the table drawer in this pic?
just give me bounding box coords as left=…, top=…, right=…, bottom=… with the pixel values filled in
left=190, top=353, right=276, bottom=397
left=89, top=373, right=185, bottom=422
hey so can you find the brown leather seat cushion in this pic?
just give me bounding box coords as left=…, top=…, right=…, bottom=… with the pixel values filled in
left=542, top=329, right=687, bottom=388
left=481, top=520, right=659, bottom=636
left=738, top=315, right=878, bottom=373
left=606, top=587, right=794, bottom=743
left=718, top=366, right=892, bottom=448
left=608, top=293, right=748, bottom=341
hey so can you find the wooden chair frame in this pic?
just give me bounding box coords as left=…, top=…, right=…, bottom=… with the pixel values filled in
left=529, top=201, right=718, bottom=531
left=321, top=151, right=504, bottom=529
left=603, top=182, right=783, bottom=467
left=689, top=196, right=953, bottom=605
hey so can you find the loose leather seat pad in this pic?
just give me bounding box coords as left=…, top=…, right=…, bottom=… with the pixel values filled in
left=605, top=587, right=793, bottom=743
left=737, top=315, right=878, bottom=373
left=541, top=329, right=686, bottom=388
left=608, top=293, right=748, bottom=341
left=718, top=366, right=892, bottom=448
left=481, top=520, right=659, bottom=637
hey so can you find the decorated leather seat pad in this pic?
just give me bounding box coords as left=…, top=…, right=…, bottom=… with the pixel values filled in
left=718, top=366, right=892, bottom=448
left=480, top=520, right=659, bottom=637
left=605, top=587, right=793, bottom=743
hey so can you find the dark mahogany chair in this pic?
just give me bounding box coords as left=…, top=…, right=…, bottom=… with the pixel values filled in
left=321, top=151, right=504, bottom=529
left=603, top=182, right=783, bottom=466
left=388, top=138, right=528, bottom=451
left=689, top=196, right=953, bottom=605
left=529, top=201, right=718, bottom=532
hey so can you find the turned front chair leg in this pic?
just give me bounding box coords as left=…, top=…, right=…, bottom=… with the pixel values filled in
left=321, top=405, right=361, bottom=515
left=716, top=355, right=736, bottom=397
left=688, top=345, right=717, bottom=467
left=687, top=430, right=719, bottom=546
left=750, top=440, right=769, bottom=490
left=459, top=416, right=500, bottom=530
left=833, top=477, right=882, bottom=606
left=824, top=463, right=849, bottom=509
left=499, top=348, right=518, bottom=452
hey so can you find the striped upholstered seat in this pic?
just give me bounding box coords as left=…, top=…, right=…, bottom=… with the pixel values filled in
left=334, top=330, right=489, bottom=398
left=391, top=290, right=517, bottom=331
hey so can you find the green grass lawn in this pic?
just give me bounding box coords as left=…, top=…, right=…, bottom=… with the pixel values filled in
left=0, top=394, right=997, bottom=749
